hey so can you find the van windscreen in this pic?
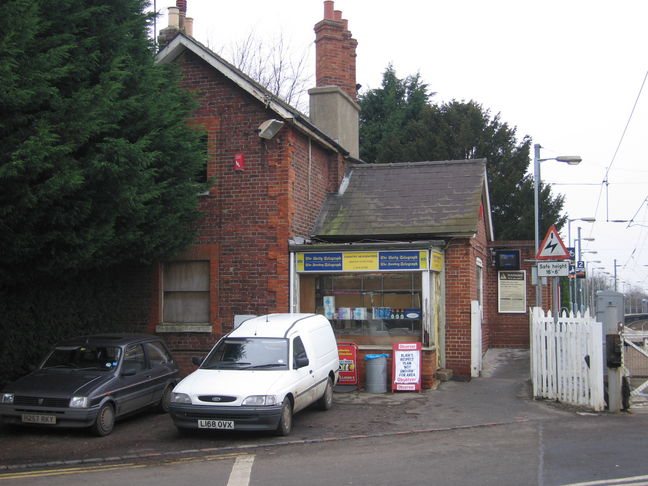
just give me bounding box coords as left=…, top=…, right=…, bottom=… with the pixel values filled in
left=201, top=338, right=289, bottom=370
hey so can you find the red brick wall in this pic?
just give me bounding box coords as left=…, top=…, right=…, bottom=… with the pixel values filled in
left=444, top=211, right=490, bottom=377
left=151, top=51, right=344, bottom=365
left=485, top=241, right=555, bottom=349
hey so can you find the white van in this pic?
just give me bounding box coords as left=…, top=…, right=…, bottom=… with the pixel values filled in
left=169, top=313, right=339, bottom=436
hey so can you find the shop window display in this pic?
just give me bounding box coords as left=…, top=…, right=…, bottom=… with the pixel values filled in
left=308, top=272, right=423, bottom=345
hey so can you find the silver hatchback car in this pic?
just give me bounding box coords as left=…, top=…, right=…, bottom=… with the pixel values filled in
left=0, top=334, right=179, bottom=436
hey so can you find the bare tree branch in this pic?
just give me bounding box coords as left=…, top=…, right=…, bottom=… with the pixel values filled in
left=220, top=31, right=313, bottom=113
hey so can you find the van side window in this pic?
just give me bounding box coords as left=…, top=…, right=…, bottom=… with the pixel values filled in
left=292, top=337, right=309, bottom=369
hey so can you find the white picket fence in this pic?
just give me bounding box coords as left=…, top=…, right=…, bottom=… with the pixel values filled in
left=530, top=307, right=605, bottom=411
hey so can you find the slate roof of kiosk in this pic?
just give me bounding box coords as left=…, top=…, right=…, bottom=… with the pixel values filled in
left=312, top=159, right=492, bottom=240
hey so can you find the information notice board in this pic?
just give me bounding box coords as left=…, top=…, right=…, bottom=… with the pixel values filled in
left=391, top=342, right=422, bottom=392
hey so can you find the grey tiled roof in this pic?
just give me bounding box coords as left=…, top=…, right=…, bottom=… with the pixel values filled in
left=312, top=159, right=489, bottom=240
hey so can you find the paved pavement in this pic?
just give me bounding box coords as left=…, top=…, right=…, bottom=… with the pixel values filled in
left=333, top=348, right=572, bottom=430
left=0, top=348, right=630, bottom=471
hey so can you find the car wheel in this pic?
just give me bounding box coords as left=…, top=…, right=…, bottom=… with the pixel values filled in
left=92, top=402, right=115, bottom=437
left=275, top=398, right=293, bottom=436
left=317, top=377, right=333, bottom=411
left=156, top=385, right=173, bottom=413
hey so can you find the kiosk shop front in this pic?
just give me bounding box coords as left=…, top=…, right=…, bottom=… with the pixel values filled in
left=290, top=246, right=443, bottom=389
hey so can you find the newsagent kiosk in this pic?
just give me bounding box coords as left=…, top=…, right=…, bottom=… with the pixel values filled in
left=289, top=244, right=444, bottom=389
left=286, top=158, right=493, bottom=389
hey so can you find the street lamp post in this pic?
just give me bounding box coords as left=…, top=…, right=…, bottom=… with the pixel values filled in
left=584, top=260, right=601, bottom=313
left=575, top=226, right=596, bottom=313
left=533, top=144, right=582, bottom=308
left=613, top=259, right=622, bottom=292
left=567, top=217, right=595, bottom=312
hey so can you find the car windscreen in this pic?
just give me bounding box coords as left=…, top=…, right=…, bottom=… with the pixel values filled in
left=200, top=338, right=288, bottom=370
left=41, top=345, right=122, bottom=371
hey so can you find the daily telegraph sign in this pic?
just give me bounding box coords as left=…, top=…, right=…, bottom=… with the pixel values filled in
left=296, top=250, right=428, bottom=272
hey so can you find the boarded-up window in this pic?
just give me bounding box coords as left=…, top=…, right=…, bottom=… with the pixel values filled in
left=163, top=261, right=209, bottom=323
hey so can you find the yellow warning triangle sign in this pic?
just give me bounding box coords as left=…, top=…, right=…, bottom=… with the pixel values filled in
left=536, top=225, right=570, bottom=260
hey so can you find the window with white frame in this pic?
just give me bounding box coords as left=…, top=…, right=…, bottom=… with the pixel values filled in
left=163, top=261, right=210, bottom=324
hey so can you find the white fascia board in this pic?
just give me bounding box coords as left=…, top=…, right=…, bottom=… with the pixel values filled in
left=481, top=167, right=495, bottom=241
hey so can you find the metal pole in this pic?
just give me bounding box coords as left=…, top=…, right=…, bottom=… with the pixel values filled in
left=577, top=226, right=582, bottom=312
left=534, top=143, right=542, bottom=308
left=614, top=259, right=618, bottom=292
left=568, top=220, right=574, bottom=313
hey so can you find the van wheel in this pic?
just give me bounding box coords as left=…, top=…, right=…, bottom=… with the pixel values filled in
left=92, top=403, right=115, bottom=436
left=275, top=398, right=293, bottom=436
left=317, top=377, right=333, bottom=411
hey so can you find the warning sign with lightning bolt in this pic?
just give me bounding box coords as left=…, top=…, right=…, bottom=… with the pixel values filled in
left=536, top=225, right=570, bottom=260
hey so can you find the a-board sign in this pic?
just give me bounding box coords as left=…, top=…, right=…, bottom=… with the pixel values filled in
left=337, top=343, right=358, bottom=385
left=392, top=342, right=422, bottom=392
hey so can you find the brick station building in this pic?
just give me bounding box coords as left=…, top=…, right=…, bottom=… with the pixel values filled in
left=149, top=0, right=543, bottom=387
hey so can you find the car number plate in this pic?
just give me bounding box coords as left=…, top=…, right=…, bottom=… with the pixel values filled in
left=22, top=413, right=56, bottom=424
left=198, top=419, right=234, bottom=429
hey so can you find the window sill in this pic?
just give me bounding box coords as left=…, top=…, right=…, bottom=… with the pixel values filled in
left=156, top=323, right=213, bottom=333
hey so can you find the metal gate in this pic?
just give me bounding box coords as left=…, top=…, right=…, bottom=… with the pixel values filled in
left=621, top=326, right=648, bottom=409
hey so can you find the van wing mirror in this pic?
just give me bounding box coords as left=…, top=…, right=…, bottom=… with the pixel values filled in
left=294, top=355, right=309, bottom=369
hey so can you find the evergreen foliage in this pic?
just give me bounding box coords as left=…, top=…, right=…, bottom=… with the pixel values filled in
left=358, top=66, right=565, bottom=240
left=0, top=0, right=208, bottom=284
left=0, top=267, right=151, bottom=386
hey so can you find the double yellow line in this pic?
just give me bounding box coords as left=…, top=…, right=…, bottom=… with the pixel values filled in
left=0, top=453, right=250, bottom=481
left=0, top=463, right=146, bottom=481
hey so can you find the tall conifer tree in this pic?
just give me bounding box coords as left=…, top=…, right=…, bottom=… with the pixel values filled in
left=359, top=66, right=565, bottom=240
left=0, top=0, right=207, bottom=283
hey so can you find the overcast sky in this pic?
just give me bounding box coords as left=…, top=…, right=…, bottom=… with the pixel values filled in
left=155, top=0, right=648, bottom=296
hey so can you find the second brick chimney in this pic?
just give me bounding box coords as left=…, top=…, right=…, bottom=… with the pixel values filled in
left=309, top=1, right=360, bottom=159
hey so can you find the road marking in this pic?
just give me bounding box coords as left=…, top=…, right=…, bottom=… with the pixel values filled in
left=227, top=454, right=255, bottom=486
left=561, top=475, right=648, bottom=485
left=0, top=463, right=145, bottom=481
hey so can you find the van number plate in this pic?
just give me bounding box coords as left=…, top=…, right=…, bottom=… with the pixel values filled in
left=198, top=419, right=234, bottom=429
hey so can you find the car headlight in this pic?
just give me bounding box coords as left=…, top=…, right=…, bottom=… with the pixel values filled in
left=242, top=395, right=278, bottom=406
left=69, top=396, right=89, bottom=408
left=1, top=393, right=14, bottom=404
left=171, top=392, right=192, bottom=404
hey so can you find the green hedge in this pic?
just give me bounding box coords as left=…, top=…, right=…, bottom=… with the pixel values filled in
left=0, top=266, right=152, bottom=387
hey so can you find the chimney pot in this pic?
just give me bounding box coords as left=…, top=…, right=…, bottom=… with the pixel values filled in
left=184, top=17, right=193, bottom=36
left=168, top=6, right=180, bottom=29
left=324, top=1, right=334, bottom=19
left=334, top=10, right=342, bottom=20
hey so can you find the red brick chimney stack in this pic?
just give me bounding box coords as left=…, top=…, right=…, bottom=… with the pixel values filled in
left=176, top=0, right=187, bottom=30
left=314, top=1, right=358, bottom=100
